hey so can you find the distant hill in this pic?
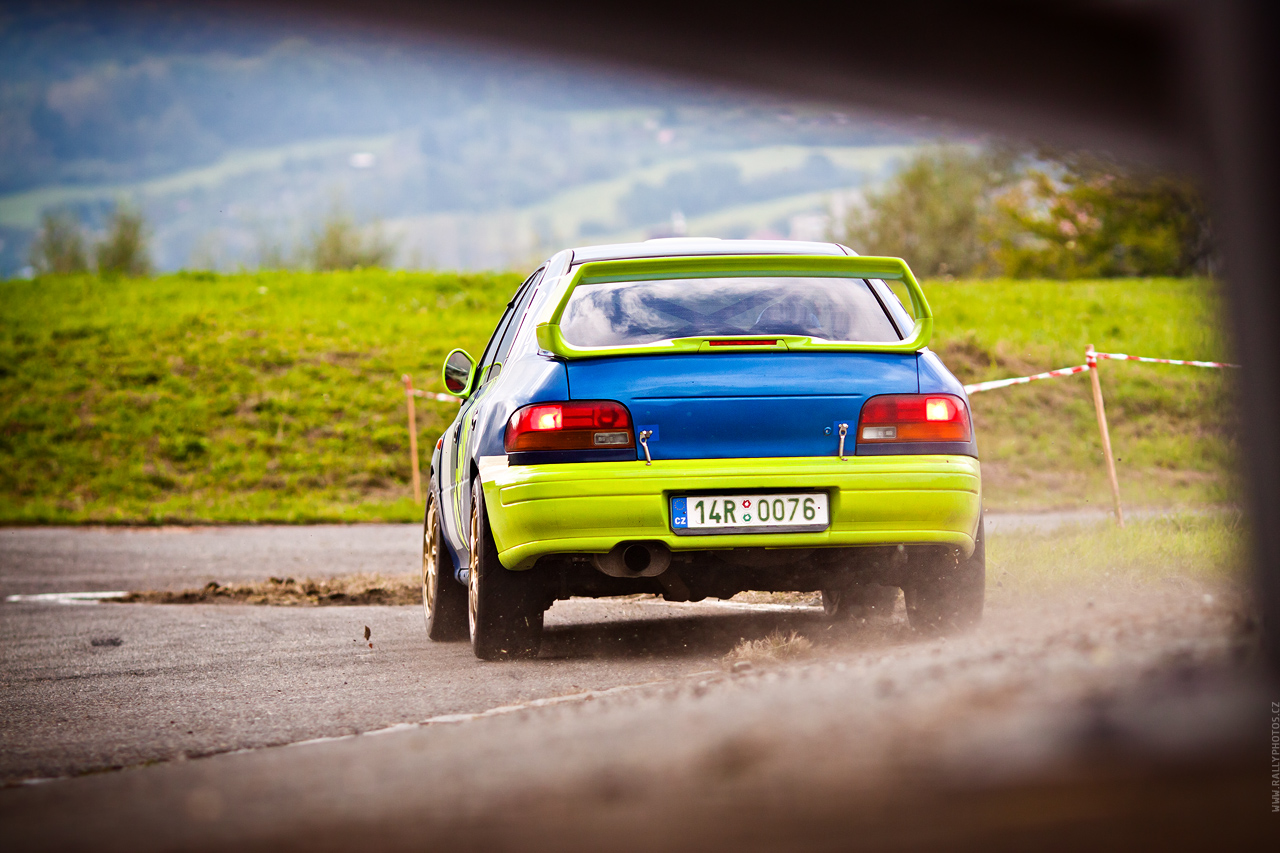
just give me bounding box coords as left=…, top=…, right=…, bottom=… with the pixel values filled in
left=0, top=2, right=931, bottom=274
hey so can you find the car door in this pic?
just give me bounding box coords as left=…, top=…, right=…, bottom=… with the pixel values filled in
left=443, top=267, right=544, bottom=556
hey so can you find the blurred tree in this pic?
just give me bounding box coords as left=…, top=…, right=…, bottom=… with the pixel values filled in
left=307, top=210, right=396, bottom=271
left=29, top=211, right=90, bottom=275
left=840, top=145, right=1018, bottom=277
left=990, top=153, right=1214, bottom=278
left=841, top=145, right=1214, bottom=279
left=95, top=206, right=153, bottom=277
left=253, top=233, right=291, bottom=271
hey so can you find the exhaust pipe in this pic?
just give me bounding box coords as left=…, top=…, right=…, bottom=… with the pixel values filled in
left=591, top=541, right=672, bottom=578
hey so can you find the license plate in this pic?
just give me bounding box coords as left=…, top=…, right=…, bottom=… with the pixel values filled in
left=670, top=493, right=829, bottom=535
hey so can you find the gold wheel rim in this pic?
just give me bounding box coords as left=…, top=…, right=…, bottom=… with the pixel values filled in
left=468, top=499, right=480, bottom=644
left=423, top=499, right=438, bottom=623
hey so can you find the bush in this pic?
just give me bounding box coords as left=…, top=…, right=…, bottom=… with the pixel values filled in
left=95, top=207, right=153, bottom=277
left=307, top=210, right=397, bottom=271
left=990, top=153, right=1214, bottom=278
left=29, top=211, right=90, bottom=275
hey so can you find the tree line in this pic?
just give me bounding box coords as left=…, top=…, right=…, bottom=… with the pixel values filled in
left=29, top=144, right=1212, bottom=280
left=839, top=144, right=1213, bottom=278
left=28, top=207, right=396, bottom=277
left=27, top=208, right=154, bottom=277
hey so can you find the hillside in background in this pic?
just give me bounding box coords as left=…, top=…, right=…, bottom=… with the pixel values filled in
left=0, top=272, right=1237, bottom=523
left=0, top=3, right=931, bottom=275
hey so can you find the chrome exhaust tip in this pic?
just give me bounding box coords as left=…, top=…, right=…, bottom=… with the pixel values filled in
left=591, top=541, right=672, bottom=578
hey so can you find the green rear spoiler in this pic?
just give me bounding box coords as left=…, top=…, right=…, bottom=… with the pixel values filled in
left=534, top=254, right=932, bottom=359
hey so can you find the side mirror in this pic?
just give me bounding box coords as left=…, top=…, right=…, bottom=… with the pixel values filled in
left=442, top=348, right=476, bottom=398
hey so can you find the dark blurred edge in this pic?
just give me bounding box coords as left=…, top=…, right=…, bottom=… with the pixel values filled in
left=213, top=0, right=1275, bottom=673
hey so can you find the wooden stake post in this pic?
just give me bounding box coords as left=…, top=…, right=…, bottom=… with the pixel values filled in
left=1086, top=345, right=1124, bottom=526
left=402, top=374, right=422, bottom=505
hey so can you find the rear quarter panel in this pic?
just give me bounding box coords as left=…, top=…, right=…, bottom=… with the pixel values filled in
left=440, top=354, right=569, bottom=564
left=917, top=349, right=968, bottom=396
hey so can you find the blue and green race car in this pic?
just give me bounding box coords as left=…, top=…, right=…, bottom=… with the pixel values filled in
left=423, top=239, right=983, bottom=659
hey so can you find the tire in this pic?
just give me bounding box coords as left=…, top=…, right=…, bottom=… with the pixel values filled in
left=423, top=486, right=468, bottom=641
left=468, top=477, right=543, bottom=660
left=903, top=515, right=986, bottom=634
left=821, top=583, right=900, bottom=621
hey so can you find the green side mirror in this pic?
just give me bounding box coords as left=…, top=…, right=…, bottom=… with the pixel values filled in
left=442, top=348, right=476, bottom=398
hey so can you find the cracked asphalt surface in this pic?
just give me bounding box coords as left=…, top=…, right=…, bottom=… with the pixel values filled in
left=0, top=524, right=1271, bottom=850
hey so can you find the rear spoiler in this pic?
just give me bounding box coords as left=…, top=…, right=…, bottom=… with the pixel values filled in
left=534, top=254, right=932, bottom=359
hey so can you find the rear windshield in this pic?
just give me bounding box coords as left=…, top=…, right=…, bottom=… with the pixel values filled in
left=559, top=276, right=901, bottom=347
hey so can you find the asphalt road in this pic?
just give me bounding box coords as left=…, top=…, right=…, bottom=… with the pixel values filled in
left=0, top=523, right=1269, bottom=849
left=0, top=525, right=422, bottom=598
left=0, top=525, right=827, bottom=784
left=1, top=596, right=824, bottom=784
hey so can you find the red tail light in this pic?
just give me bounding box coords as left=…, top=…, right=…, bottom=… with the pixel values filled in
left=505, top=401, right=635, bottom=453
left=857, top=394, right=971, bottom=443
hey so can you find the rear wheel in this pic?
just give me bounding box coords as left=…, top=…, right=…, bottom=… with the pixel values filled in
left=468, top=477, right=543, bottom=660
left=903, top=516, right=985, bottom=634
left=423, top=487, right=468, bottom=641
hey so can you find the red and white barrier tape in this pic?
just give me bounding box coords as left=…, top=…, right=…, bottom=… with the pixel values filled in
left=964, top=363, right=1090, bottom=394
left=965, top=347, right=1238, bottom=394
left=1090, top=352, right=1240, bottom=369
left=411, top=390, right=459, bottom=402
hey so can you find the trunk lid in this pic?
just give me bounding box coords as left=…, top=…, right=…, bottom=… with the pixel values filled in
left=565, top=352, right=919, bottom=460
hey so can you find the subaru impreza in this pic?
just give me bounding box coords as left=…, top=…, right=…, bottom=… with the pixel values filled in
left=422, top=239, right=983, bottom=659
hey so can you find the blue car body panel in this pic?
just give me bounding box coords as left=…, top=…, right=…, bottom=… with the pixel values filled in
left=565, top=352, right=920, bottom=460
left=917, top=349, right=968, bottom=396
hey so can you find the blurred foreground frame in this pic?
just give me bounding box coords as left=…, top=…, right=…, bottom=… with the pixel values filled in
left=257, top=0, right=1280, bottom=672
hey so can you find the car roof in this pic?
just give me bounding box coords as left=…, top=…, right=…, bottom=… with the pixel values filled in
left=568, top=238, right=851, bottom=265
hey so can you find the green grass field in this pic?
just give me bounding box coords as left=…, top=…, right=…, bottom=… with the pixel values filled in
left=0, top=272, right=1238, bottom=523
left=927, top=278, right=1238, bottom=510
left=986, top=513, right=1245, bottom=600
left=0, top=270, right=517, bottom=523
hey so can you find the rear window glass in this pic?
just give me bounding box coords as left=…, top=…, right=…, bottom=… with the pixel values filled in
left=559, top=276, right=901, bottom=347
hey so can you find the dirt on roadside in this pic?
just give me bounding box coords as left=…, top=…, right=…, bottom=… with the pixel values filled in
left=116, top=573, right=418, bottom=606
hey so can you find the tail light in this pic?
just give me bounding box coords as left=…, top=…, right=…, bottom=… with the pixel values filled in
left=857, top=394, right=971, bottom=444
left=505, top=401, right=635, bottom=453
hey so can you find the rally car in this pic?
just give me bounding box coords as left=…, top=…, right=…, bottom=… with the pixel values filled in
left=421, top=239, right=983, bottom=660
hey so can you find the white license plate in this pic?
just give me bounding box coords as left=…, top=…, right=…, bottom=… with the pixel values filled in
left=670, top=493, right=829, bottom=535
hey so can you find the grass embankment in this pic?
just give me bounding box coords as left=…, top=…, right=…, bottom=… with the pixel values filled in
left=0, top=272, right=1235, bottom=523
left=0, top=270, right=516, bottom=523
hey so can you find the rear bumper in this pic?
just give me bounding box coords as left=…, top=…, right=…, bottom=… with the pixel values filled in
left=480, top=455, right=981, bottom=570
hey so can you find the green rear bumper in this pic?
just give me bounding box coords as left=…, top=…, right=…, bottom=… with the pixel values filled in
left=481, top=455, right=982, bottom=570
